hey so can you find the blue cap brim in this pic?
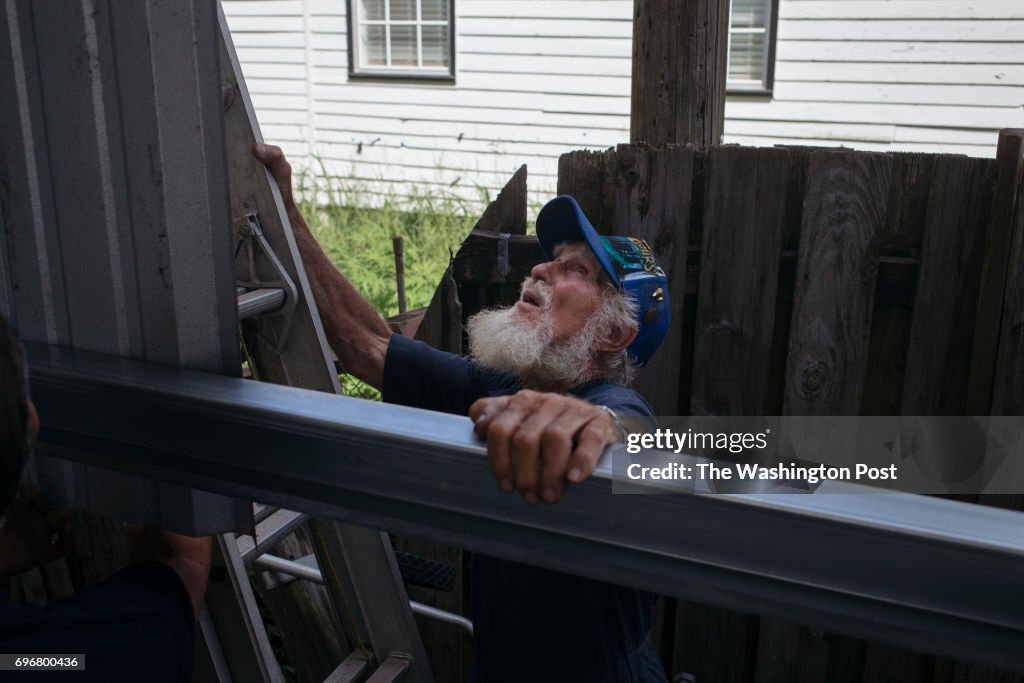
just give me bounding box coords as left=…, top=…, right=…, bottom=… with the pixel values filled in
left=536, top=196, right=621, bottom=289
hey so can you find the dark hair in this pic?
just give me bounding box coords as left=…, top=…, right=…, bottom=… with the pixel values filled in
left=0, top=314, right=31, bottom=514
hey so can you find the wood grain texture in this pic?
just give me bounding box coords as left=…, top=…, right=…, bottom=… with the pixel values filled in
left=452, top=231, right=545, bottom=284
left=557, top=148, right=614, bottom=232
left=987, top=131, right=1024, bottom=418
left=959, top=130, right=1024, bottom=683
left=763, top=151, right=890, bottom=682
left=473, top=164, right=528, bottom=235
left=607, top=143, right=694, bottom=414
left=784, top=151, right=892, bottom=417
left=900, top=156, right=995, bottom=415
left=966, top=130, right=1024, bottom=415
left=691, top=146, right=790, bottom=417
left=630, top=0, right=729, bottom=146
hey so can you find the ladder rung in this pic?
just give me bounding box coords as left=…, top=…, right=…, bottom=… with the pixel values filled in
left=236, top=508, right=309, bottom=563
left=324, top=651, right=369, bottom=683
left=238, top=287, right=285, bottom=320
left=253, top=553, right=474, bottom=636
left=365, top=654, right=412, bottom=683
left=252, top=502, right=278, bottom=524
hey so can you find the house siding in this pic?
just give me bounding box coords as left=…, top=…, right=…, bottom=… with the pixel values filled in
left=223, top=0, right=1024, bottom=209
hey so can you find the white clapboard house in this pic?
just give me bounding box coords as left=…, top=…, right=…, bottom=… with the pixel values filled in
left=223, top=0, right=1024, bottom=207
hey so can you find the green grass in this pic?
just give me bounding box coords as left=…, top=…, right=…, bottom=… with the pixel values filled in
left=296, top=170, right=481, bottom=319
left=294, top=170, right=483, bottom=399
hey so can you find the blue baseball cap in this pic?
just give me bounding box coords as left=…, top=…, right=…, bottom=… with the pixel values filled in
left=535, top=195, right=670, bottom=366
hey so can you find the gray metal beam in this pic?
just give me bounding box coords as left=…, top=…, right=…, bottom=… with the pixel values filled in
left=26, top=342, right=1024, bottom=672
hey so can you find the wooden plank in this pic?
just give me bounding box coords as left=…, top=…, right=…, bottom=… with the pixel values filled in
left=783, top=151, right=892, bottom=416
left=758, top=151, right=892, bottom=681
left=858, top=152, right=936, bottom=419
left=473, top=165, right=528, bottom=235
left=557, top=149, right=615, bottom=232
left=606, top=143, right=694, bottom=414
left=690, top=146, right=789, bottom=416
left=900, top=156, right=996, bottom=415
left=452, top=231, right=545, bottom=284
left=967, top=130, right=1024, bottom=415
left=683, top=146, right=805, bottom=683
left=630, top=0, right=729, bottom=146
left=966, top=129, right=1024, bottom=417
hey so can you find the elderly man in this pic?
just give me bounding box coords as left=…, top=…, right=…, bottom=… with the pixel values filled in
left=255, top=144, right=670, bottom=682
left=0, top=315, right=210, bottom=681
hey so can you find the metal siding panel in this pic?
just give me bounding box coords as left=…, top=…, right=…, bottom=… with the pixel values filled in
left=29, top=1, right=125, bottom=354
left=148, top=0, right=238, bottom=373
left=0, top=0, right=69, bottom=344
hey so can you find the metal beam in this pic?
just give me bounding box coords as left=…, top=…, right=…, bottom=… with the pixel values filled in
left=27, top=342, right=1024, bottom=671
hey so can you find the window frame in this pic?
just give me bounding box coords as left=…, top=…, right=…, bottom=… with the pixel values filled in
left=346, top=0, right=456, bottom=83
left=725, top=0, right=779, bottom=96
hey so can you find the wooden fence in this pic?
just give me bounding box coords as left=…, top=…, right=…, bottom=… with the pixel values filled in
left=404, top=130, right=1024, bottom=683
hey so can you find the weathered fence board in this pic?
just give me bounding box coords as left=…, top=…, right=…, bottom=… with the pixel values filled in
left=410, top=135, right=1021, bottom=681
left=784, top=151, right=893, bottom=417
left=691, top=146, right=790, bottom=417
left=766, top=150, right=892, bottom=682
left=967, top=130, right=1024, bottom=416
left=901, top=157, right=995, bottom=415
left=607, top=144, right=694, bottom=415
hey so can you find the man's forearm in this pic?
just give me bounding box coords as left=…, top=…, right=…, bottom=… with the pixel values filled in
left=254, top=143, right=391, bottom=389
left=126, top=527, right=211, bottom=621
left=287, top=205, right=391, bottom=388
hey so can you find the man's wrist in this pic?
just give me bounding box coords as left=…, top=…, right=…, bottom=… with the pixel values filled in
left=599, top=405, right=629, bottom=443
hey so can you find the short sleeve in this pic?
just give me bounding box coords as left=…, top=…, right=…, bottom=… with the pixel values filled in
left=382, top=334, right=518, bottom=415
left=575, top=383, right=658, bottom=431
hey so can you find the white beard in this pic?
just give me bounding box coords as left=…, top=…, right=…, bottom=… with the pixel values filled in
left=466, top=280, right=603, bottom=390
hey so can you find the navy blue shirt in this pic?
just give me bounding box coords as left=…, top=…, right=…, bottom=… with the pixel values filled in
left=0, top=561, right=195, bottom=681
left=383, top=334, right=668, bottom=682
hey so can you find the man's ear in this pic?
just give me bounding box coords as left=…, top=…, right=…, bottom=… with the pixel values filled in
left=597, top=322, right=638, bottom=354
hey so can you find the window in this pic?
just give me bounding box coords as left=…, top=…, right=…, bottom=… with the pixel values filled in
left=348, top=0, right=454, bottom=80
left=727, top=0, right=778, bottom=94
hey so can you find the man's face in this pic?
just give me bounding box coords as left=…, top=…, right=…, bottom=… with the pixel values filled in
left=513, top=243, right=607, bottom=343
left=466, top=243, right=617, bottom=390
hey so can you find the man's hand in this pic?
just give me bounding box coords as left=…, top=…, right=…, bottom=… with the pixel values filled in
left=252, top=142, right=296, bottom=208
left=250, top=141, right=392, bottom=388
left=469, top=390, right=616, bottom=505
left=125, top=525, right=211, bottom=622
left=0, top=497, right=74, bottom=576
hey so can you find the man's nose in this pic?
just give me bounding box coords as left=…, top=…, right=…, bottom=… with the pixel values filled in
left=530, top=260, right=550, bottom=282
